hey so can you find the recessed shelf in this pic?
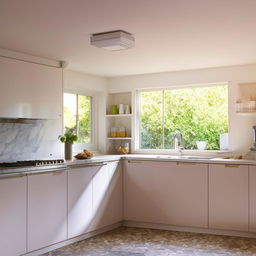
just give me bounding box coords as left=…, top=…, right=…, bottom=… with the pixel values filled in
left=107, top=137, right=132, bottom=140
left=106, top=114, right=132, bottom=117
left=236, top=111, right=256, bottom=115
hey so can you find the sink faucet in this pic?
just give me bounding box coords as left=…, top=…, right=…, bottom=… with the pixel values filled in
left=173, top=132, right=184, bottom=155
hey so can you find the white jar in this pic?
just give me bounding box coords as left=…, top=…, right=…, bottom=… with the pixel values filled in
left=124, top=105, right=130, bottom=114
left=119, top=104, right=124, bottom=114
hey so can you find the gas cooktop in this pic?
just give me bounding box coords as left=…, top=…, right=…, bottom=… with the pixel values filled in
left=0, top=159, right=65, bottom=168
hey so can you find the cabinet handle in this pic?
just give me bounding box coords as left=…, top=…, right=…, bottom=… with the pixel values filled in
left=26, top=167, right=70, bottom=175
left=71, top=162, right=108, bottom=169
left=0, top=172, right=26, bottom=179
left=128, top=160, right=144, bottom=164
left=225, top=164, right=240, bottom=168
left=176, top=162, right=197, bottom=165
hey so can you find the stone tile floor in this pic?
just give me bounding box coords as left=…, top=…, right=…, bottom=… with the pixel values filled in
left=42, top=227, right=256, bottom=256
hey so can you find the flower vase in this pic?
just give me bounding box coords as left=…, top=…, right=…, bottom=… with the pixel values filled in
left=65, top=142, right=73, bottom=160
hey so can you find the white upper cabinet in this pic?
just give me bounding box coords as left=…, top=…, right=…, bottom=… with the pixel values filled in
left=0, top=57, right=62, bottom=119
left=209, top=164, right=249, bottom=232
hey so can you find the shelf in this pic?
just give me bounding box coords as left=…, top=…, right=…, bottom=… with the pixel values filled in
left=106, top=114, right=132, bottom=117
left=107, top=137, right=132, bottom=140
left=236, top=111, right=256, bottom=115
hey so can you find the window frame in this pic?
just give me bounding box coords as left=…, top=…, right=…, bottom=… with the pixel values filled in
left=63, top=89, right=97, bottom=151
left=134, top=82, right=230, bottom=154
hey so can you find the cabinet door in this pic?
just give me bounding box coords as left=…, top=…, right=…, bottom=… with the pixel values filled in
left=249, top=166, right=256, bottom=232
left=0, top=57, right=62, bottom=119
left=209, top=164, right=248, bottom=231
left=68, top=166, right=99, bottom=238
left=124, top=160, right=208, bottom=228
left=91, top=161, right=123, bottom=230
left=28, top=171, right=67, bottom=251
left=0, top=176, right=26, bottom=256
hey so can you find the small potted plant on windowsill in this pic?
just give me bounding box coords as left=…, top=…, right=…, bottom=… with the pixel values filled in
left=59, top=127, right=78, bottom=160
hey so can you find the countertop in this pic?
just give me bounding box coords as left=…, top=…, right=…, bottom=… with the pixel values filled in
left=1, top=154, right=256, bottom=177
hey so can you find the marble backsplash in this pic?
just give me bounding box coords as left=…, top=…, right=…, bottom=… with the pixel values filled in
left=0, top=119, right=62, bottom=162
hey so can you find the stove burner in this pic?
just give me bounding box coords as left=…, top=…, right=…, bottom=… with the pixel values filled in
left=0, top=159, right=65, bottom=168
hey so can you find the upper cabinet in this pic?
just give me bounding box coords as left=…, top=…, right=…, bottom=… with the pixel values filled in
left=0, top=57, right=63, bottom=119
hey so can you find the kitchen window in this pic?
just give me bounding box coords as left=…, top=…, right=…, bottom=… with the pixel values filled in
left=137, top=84, right=228, bottom=151
left=63, top=92, right=93, bottom=144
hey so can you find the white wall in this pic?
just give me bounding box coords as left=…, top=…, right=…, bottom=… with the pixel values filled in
left=107, top=64, right=256, bottom=155
left=63, top=70, right=107, bottom=153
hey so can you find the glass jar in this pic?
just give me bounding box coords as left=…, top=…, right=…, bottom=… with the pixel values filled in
left=110, top=127, right=117, bottom=137
left=117, top=142, right=129, bottom=154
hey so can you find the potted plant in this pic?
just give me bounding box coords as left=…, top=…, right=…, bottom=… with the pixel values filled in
left=59, top=127, right=78, bottom=160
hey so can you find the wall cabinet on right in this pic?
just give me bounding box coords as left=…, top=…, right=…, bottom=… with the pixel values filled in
left=249, top=166, right=256, bottom=232
left=209, top=164, right=249, bottom=232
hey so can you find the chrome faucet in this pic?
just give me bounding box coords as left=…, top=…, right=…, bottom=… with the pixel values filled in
left=173, top=132, right=184, bottom=155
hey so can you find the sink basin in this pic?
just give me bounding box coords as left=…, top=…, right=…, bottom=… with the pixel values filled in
left=180, top=156, right=213, bottom=160
left=166, top=155, right=213, bottom=160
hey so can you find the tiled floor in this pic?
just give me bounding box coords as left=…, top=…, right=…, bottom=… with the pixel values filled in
left=42, top=227, right=256, bottom=256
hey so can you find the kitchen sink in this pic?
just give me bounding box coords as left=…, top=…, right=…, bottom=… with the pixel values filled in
left=166, top=155, right=213, bottom=160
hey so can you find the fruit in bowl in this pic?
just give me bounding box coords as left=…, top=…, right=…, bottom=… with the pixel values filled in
left=74, top=149, right=93, bottom=159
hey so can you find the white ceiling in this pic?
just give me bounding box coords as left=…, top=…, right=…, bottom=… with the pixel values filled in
left=1, top=0, right=256, bottom=77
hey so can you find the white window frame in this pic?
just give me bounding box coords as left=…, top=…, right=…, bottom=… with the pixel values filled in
left=134, top=82, right=231, bottom=154
left=63, top=89, right=97, bottom=152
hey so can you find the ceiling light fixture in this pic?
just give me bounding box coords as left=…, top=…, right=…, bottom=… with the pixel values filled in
left=90, top=30, right=135, bottom=51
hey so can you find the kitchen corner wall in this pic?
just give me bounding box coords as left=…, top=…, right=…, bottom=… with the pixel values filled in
left=107, top=64, right=256, bottom=155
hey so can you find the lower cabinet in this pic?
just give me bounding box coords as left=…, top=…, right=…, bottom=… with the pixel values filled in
left=67, top=165, right=100, bottom=238
left=91, top=161, right=123, bottom=230
left=27, top=171, right=68, bottom=252
left=68, top=161, right=123, bottom=238
left=124, top=160, right=208, bottom=228
left=209, top=164, right=249, bottom=232
left=249, top=166, right=256, bottom=232
left=0, top=176, right=27, bottom=256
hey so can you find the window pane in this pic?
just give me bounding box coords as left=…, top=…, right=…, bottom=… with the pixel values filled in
left=64, top=93, right=77, bottom=130
left=78, top=95, right=91, bottom=143
left=138, top=85, right=228, bottom=150
left=164, top=86, right=228, bottom=150
left=139, top=91, right=163, bottom=149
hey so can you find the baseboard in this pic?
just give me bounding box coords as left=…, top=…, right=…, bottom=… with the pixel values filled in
left=23, top=222, right=123, bottom=256
left=123, top=220, right=256, bottom=238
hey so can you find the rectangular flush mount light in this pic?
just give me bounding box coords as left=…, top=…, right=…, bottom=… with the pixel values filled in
left=90, top=30, right=135, bottom=51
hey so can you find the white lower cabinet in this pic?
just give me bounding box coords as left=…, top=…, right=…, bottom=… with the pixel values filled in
left=67, top=165, right=100, bottom=238
left=91, top=161, right=123, bottom=230
left=249, top=166, right=256, bottom=232
left=68, top=161, right=123, bottom=238
left=209, top=164, right=249, bottom=231
left=27, top=171, right=67, bottom=252
left=0, top=176, right=27, bottom=256
left=124, top=160, right=208, bottom=228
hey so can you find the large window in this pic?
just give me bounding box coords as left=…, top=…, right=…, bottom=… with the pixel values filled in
left=64, top=93, right=92, bottom=143
left=138, top=85, right=228, bottom=150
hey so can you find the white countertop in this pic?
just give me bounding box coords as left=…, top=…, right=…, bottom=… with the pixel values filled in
left=1, top=154, right=256, bottom=177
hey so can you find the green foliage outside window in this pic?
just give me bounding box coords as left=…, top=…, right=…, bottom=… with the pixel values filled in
left=64, top=93, right=91, bottom=143
left=140, top=85, right=228, bottom=150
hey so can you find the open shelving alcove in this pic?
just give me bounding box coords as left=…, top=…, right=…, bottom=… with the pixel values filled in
left=106, top=92, right=133, bottom=154
left=236, top=83, right=256, bottom=114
